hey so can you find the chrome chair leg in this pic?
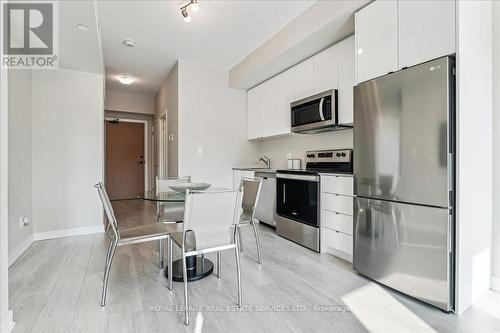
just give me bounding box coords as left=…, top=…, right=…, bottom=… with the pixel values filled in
left=234, top=245, right=242, bottom=307
left=216, top=251, right=221, bottom=279
left=159, top=238, right=164, bottom=269
left=251, top=221, right=263, bottom=265
left=182, top=254, right=189, bottom=325
left=103, top=240, right=113, bottom=281
left=101, top=241, right=117, bottom=306
left=237, top=226, right=244, bottom=252
left=167, top=236, right=173, bottom=290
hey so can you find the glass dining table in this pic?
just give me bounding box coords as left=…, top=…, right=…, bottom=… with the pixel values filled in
left=138, top=189, right=228, bottom=282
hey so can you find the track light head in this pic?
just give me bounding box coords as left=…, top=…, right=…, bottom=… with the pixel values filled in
left=181, top=7, right=191, bottom=23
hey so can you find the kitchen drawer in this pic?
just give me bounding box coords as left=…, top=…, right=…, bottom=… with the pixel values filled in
left=321, top=193, right=353, bottom=216
left=321, top=175, right=353, bottom=196
left=321, top=210, right=353, bottom=235
left=322, top=227, right=353, bottom=256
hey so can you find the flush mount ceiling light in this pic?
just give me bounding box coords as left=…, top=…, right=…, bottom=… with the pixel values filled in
left=117, top=75, right=135, bottom=85
left=180, top=0, right=199, bottom=23
left=76, top=24, right=89, bottom=31
left=122, top=39, right=136, bottom=48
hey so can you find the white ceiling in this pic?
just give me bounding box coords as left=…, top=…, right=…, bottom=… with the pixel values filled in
left=59, top=1, right=103, bottom=74
left=96, top=0, right=315, bottom=95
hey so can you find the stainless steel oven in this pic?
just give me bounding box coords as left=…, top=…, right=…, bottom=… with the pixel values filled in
left=291, top=90, right=338, bottom=134
left=276, top=172, right=320, bottom=251
left=275, top=149, right=353, bottom=252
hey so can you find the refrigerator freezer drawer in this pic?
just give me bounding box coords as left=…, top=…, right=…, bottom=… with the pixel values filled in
left=353, top=197, right=453, bottom=311
left=322, top=193, right=353, bottom=216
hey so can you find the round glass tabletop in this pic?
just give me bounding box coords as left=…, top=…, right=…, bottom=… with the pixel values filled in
left=139, top=190, right=186, bottom=202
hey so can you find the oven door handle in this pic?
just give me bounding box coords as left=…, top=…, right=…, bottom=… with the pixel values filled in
left=319, top=97, right=325, bottom=121
left=277, top=173, right=319, bottom=182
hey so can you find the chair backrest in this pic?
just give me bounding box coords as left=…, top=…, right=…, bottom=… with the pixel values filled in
left=94, top=182, right=119, bottom=241
left=239, top=177, right=263, bottom=221
left=156, top=176, right=191, bottom=194
left=182, top=189, right=243, bottom=251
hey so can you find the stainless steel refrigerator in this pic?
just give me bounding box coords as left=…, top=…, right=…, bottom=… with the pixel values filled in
left=353, top=56, right=455, bottom=312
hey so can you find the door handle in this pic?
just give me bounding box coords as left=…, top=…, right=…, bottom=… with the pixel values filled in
left=319, top=97, right=325, bottom=121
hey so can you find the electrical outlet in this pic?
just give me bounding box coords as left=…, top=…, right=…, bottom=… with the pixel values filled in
left=19, top=216, right=30, bottom=229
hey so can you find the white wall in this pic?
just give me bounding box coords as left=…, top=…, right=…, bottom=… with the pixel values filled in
left=491, top=0, right=500, bottom=292
left=177, top=60, right=260, bottom=187
left=7, top=70, right=33, bottom=264
left=455, top=0, right=493, bottom=314
left=259, top=130, right=353, bottom=169
left=1, top=67, right=15, bottom=333
left=155, top=64, right=179, bottom=177
left=32, top=69, right=104, bottom=236
left=105, top=90, right=154, bottom=115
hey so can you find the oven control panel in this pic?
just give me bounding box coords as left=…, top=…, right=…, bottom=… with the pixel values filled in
left=305, top=149, right=352, bottom=164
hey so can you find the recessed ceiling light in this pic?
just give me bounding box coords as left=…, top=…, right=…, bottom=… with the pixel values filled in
left=76, top=24, right=89, bottom=31
left=123, top=39, right=136, bottom=48
left=181, top=8, right=191, bottom=23
left=117, top=75, right=135, bottom=85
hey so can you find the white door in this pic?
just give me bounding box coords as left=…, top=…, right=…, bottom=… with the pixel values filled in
left=355, top=0, right=398, bottom=83
left=398, top=0, right=456, bottom=69
left=313, top=45, right=338, bottom=94
left=338, top=35, right=355, bottom=124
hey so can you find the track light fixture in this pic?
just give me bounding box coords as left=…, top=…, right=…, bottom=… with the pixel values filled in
left=180, top=0, right=199, bottom=23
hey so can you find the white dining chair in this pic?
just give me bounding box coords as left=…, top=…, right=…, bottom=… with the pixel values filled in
left=156, top=176, right=191, bottom=223
left=236, top=177, right=263, bottom=264
left=95, top=182, right=179, bottom=306
left=168, top=189, right=243, bottom=325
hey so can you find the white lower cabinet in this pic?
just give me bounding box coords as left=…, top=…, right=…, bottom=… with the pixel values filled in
left=322, top=228, right=353, bottom=259
left=320, top=174, right=354, bottom=262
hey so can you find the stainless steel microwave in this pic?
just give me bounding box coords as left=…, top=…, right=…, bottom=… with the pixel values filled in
left=291, top=89, right=338, bottom=134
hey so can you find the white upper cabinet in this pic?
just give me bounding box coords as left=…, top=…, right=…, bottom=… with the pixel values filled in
left=267, top=69, right=294, bottom=137
left=247, top=81, right=267, bottom=140
left=313, top=45, right=338, bottom=94
left=247, top=70, right=293, bottom=140
left=355, top=0, right=456, bottom=84
left=248, top=36, right=356, bottom=140
left=355, top=0, right=398, bottom=84
left=338, top=36, right=355, bottom=125
left=398, top=0, right=456, bottom=69
left=292, top=58, right=314, bottom=102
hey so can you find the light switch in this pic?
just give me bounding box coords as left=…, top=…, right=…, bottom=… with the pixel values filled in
left=197, top=146, right=203, bottom=155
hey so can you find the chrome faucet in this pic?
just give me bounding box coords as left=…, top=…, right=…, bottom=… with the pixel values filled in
left=258, top=155, right=271, bottom=168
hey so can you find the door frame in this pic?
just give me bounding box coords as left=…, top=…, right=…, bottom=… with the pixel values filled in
left=104, top=117, right=150, bottom=193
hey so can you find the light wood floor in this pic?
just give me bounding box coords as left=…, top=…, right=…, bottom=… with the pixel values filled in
left=9, top=200, right=500, bottom=333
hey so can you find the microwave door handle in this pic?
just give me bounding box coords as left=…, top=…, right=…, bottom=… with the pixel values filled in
left=319, top=97, right=325, bottom=121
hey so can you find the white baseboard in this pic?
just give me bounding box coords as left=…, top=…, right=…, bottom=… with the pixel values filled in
left=1, top=310, right=15, bottom=333
left=8, top=235, right=34, bottom=267
left=33, top=224, right=104, bottom=241
left=491, top=276, right=500, bottom=292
